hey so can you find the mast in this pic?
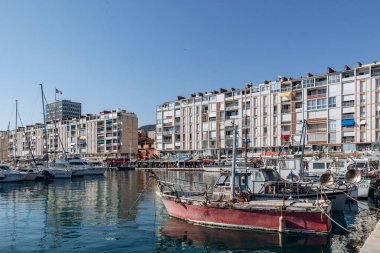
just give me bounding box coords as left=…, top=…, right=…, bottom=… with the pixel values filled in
left=231, top=123, right=237, bottom=200
left=40, top=83, right=48, bottom=167
left=14, top=100, right=18, bottom=164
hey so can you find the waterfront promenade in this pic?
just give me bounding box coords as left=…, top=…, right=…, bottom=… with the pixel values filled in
left=361, top=219, right=380, bottom=253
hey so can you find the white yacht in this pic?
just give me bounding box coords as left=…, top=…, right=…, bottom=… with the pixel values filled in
left=0, top=164, right=27, bottom=182
left=42, top=161, right=72, bottom=179
left=84, top=160, right=107, bottom=176
left=64, top=158, right=88, bottom=177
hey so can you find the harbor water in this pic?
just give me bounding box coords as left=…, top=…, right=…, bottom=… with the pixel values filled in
left=0, top=170, right=378, bottom=253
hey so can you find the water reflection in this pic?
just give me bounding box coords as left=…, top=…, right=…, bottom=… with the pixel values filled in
left=0, top=170, right=378, bottom=253
left=158, top=218, right=332, bottom=253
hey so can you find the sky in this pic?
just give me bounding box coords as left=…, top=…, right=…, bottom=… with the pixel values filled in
left=0, top=0, right=380, bottom=129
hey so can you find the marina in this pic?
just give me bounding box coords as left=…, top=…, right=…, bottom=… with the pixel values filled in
left=0, top=170, right=378, bottom=252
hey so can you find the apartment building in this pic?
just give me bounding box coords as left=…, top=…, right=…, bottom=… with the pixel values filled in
left=46, top=100, right=82, bottom=122
left=156, top=61, right=380, bottom=157
left=6, top=109, right=138, bottom=160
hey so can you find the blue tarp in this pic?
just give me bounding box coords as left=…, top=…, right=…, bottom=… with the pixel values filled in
left=342, top=119, right=355, bottom=127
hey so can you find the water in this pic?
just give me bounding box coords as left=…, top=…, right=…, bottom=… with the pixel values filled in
left=0, top=170, right=378, bottom=253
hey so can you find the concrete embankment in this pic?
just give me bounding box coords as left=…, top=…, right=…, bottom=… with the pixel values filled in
left=360, top=219, right=380, bottom=253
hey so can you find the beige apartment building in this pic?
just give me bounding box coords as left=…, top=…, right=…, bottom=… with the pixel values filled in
left=5, top=109, right=138, bottom=160
left=156, top=61, right=380, bottom=157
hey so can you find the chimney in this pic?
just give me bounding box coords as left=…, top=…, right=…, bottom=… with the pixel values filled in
left=373, top=61, right=378, bottom=64
left=197, top=92, right=203, bottom=97
left=356, top=62, right=362, bottom=68
left=219, top=88, right=227, bottom=93
left=343, top=65, right=351, bottom=71
left=213, top=90, right=219, bottom=94
left=177, top=96, right=185, bottom=100
left=306, top=73, right=313, bottom=77
left=191, top=94, right=196, bottom=98
left=327, top=67, right=335, bottom=74
left=263, top=80, right=269, bottom=84
left=231, top=88, right=236, bottom=91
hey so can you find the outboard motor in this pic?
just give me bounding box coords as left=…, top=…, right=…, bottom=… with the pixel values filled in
left=319, top=172, right=334, bottom=187
left=345, top=169, right=362, bottom=184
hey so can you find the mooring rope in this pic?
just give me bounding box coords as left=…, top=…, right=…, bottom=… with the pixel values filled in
left=316, top=204, right=351, bottom=233
left=127, top=192, right=143, bottom=215
left=343, top=191, right=380, bottom=212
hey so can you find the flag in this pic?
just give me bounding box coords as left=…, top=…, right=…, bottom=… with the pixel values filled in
left=55, top=88, right=63, bottom=95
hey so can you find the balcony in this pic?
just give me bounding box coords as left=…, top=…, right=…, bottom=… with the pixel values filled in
left=314, top=80, right=327, bottom=87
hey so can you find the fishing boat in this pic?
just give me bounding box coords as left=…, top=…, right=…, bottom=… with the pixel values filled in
left=151, top=125, right=332, bottom=235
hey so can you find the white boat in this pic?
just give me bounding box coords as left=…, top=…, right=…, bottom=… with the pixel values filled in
left=85, top=161, right=107, bottom=176
left=42, top=162, right=72, bottom=179
left=306, top=158, right=372, bottom=198
left=17, top=167, right=42, bottom=181
left=0, top=164, right=27, bottom=182
left=64, top=158, right=88, bottom=177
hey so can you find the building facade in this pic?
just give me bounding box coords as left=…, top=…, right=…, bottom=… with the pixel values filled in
left=7, top=109, right=138, bottom=160
left=46, top=100, right=82, bottom=122
left=156, top=61, right=380, bottom=157
left=0, top=131, right=8, bottom=162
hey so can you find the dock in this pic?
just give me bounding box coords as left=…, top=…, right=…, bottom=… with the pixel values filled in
left=360, top=219, right=380, bottom=253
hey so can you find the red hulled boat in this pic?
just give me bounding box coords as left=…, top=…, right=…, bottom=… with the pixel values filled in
left=151, top=125, right=332, bottom=235
left=157, top=188, right=331, bottom=235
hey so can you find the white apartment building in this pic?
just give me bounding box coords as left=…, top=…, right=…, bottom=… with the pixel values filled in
left=6, top=109, right=138, bottom=160
left=156, top=61, right=380, bottom=157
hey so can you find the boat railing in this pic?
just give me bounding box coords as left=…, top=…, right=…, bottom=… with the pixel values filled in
left=156, top=179, right=211, bottom=195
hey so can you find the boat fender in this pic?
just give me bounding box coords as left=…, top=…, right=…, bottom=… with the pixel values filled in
left=279, top=216, right=285, bottom=233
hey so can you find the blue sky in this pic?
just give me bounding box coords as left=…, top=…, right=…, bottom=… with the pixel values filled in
left=0, top=0, right=379, bottom=129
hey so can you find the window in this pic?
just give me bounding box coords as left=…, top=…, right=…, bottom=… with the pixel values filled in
left=328, top=97, right=336, bottom=108
left=307, top=98, right=327, bottom=110
left=307, top=89, right=326, bottom=96
left=329, top=120, right=336, bottom=132
left=328, top=74, right=340, bottom=84
left=376, top=79, right=380, bottom=88
left=313, top=163, right=326, bottom=169
left=295, top=102, right=302, bottom=109
left=303, top=78, right=315, bottom=88
left=360, top=82, right=366, bottom=92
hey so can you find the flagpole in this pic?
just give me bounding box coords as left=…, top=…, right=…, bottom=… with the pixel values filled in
left=55, top=88, right=57, bottom=101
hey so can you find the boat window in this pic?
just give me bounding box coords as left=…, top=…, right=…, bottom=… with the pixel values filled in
left=83, top=162, right=89, bottom=165
left=0, top=166, right=9, bottom=170
left=336, top=161, right=345, bottom=167
left=326, top=163, right=331, bottom=169
left=55, top=164, right=67, bottom=168
left=313, top=163, right=325, bottom=169
left=70, top=162, right=85, bottom=166
left=264, top=170, right=281, bottom=181
left=355, top=162, right=366, bottom=168
left=216, top=175, right=229, bottom=186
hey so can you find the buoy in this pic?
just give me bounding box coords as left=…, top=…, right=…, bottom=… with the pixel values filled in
left=279, top=216, right=285, bottom=233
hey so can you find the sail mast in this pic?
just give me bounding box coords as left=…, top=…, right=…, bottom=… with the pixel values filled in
left=40, top=83, right=48, bottom=167
left=231, top=123, right=237, bottom=200
left=14, top=100, right=18, bottom=164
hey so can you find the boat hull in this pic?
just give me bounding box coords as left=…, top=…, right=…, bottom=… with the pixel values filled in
left=0, top=173, right=25, bottom=182
left=159, top=193, right=331, bottom=235
left=43, top=168, right=72, bottom=179
left=86, top=167, right=107, bottom=175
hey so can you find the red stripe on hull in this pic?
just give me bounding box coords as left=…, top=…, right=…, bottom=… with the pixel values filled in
left=161, top=198, right=331, bottom=235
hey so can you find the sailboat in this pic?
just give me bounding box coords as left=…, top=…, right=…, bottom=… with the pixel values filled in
left=151, top=124, right=332, bottom=235
left=38, top=84, right=72, bottom=179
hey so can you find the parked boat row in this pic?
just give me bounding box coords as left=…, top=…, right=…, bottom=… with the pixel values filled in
left=0, top=157, right=107, bottom=182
